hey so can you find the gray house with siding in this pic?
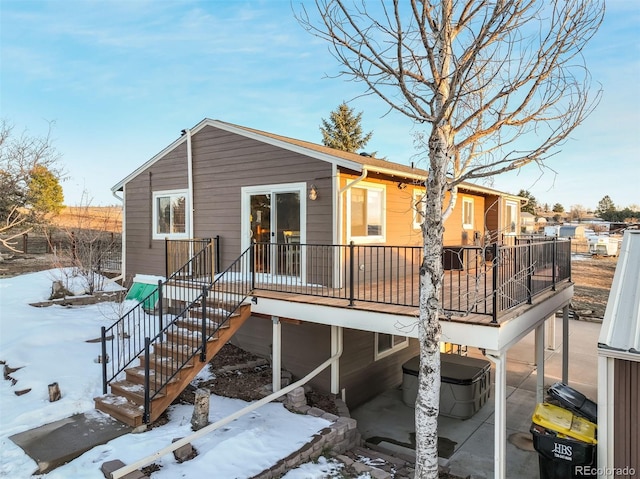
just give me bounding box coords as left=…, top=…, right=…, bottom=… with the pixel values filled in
left=597, top=230, right=640, bottom=478
left=108, top=118, right=575, bottom=478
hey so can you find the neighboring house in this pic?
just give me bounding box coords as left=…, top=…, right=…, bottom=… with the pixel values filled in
left=597, top=230, right=640, bottom=477
left=105, top=118, right=575, bottom=479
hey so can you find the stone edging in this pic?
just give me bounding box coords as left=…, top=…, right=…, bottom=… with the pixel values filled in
left=248, top=388, right=361, bottom=479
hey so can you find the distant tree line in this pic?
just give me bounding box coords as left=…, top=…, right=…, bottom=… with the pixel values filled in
left=595, top=195, right=640, bottom=222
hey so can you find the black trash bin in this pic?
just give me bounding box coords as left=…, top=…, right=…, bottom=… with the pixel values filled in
left=530, top=402, right=597, bottom=479
left=547, top=382, right=597, bottom=423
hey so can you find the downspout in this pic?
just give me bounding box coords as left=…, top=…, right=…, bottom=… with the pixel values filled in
left=338, top=167, right=368, bottom=196
left=111, top=189, right=125, bottom=282
left=186, top=128, right=195, bottom=239
left=111, top=340, right=344, bottom=479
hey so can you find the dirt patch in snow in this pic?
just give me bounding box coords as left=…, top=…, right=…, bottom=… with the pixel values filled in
left=569, top=254, right=617, bottom=321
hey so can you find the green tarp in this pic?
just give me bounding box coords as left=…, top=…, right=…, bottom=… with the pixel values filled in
left=125, top=282, right=158, bottom=310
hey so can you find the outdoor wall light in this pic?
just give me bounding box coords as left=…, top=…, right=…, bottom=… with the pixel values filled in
left=308, top=184, right=318, bottom=201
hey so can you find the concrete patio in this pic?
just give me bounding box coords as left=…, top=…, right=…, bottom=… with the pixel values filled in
left=351, top=316, right=601, bottom=478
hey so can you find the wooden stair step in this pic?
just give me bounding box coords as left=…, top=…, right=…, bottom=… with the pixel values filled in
left=125, top=366, right=179, bottom=387
left=165, top=328, right=221, bottom=345
left=141, top=354, right=195, bottom=374
left=153, top=341, right=197, bottom=360
left=94, top=394, right=144, bottom=428
left=175, top=316, right=232, bottom=332
left=110, top=379, right=165, bottom=405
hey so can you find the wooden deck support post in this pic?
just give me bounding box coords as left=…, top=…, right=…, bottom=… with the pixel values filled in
left=330, top=325, right=342, bottom=395
left=487, top=351, right=506, bottom=479
left=562, top=305, right=569, bottom=384
left=535, top=322, right=546, bottom=404
left=272, top=316, right=281, bottom=393
left=546, top=313, right=557, bottom=351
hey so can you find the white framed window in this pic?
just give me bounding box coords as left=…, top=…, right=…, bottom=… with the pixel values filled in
left=413, top=189, right=426, bottom=229
left=462, top=197, right=474, bottom=229
left=375, top=333, right=408, bottom=360
left=152, top=189, right=189, bottom=239
left=347, top=182, right=385, bottom=243
left=505, top=200, right=518, bottom=234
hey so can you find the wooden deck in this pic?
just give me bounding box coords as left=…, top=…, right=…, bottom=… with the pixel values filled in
left=251, top=278, right=572, bottom=328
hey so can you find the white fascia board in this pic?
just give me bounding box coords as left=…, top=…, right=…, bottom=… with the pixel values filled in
left=251, top=297, right=421, bottom=338
left=597, top=347, right=640, bottom=362
left=495, top=284, right=574, bottom=351
left=252, top=285, right=573, bottom=352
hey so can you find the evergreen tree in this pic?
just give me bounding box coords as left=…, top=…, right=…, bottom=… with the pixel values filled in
left=595, top=195, right=615, bottom=218
left=27, top=165, right=64, bottom=215
left=320, top=102, right=372, bottom=153
left=552, top=203, right=565, bottom=213
left=517, top=189, right=537, bottom=215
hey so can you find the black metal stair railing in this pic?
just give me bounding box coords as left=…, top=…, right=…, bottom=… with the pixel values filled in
left=141, top=246, right=253, bottom=422
left=100, top=239, right=214, bottom=395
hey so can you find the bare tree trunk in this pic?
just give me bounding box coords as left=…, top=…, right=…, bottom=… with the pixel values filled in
left=415, top=126, right=449, bottom=478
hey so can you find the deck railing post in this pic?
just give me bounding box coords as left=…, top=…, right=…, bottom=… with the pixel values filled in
left=101, top=326, right=108, bottom=394
left=143, top=337, right=151, bottom=424
left=492, top=243, right=499, bottom=323
left=568, top=238, right=572, bottom=282
left=349, top=242, right=355, bottom=307
left=165, top=238, right=169, bottom=280
left=200, top=286, right=208, bottom=362
left=214, top=235, right=221, bottom=275
left=527, top=240, right=533, bottom=304
left=552, top=238, right=557, bottom=291
left=250, top=244, right=255, bottom=290
left=157, top=279, right=163, bottom=333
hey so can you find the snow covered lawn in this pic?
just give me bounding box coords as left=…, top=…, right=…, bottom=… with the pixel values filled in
left=0, top=270, right=348, bottom=478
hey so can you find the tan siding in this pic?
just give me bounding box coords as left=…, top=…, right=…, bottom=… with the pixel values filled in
left=338, top=172, right=423, bottom=246
left=484, top=194, right=500, bottom=239
left=338, top=172, right=490, bottom=248
left=614, top=359, right=640, bottom=478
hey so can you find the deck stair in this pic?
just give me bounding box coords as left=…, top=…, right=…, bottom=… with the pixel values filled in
left=95, top=241, right=254, bottom=428
left=95, top=301, right=251, bottom=427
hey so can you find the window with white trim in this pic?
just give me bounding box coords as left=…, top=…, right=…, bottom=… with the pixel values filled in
left=152, top=190, right=188, bottom=239
left=348, top=183, right=385, bottom=242
left=462, top=197, right=474, bottom=229
left=375, top=333, right=408, bottom=360
left=413, top=190, right=425, bottom=229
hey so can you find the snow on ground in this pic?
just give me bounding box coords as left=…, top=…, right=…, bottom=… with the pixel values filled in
left=0, top=269, right=345, bottom=478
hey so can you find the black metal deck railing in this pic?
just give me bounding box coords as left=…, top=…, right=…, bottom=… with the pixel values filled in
left=249, top=238, right=571, bottom=322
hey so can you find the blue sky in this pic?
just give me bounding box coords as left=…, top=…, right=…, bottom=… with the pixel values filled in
left=1, top=1, right=638, bottom=211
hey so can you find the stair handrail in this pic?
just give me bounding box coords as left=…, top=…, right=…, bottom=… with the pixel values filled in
left=110, top=322, right=343, bottom=479
left=100, top=239, right=214, bottom=394
left=141, top=246, right=253, bottom=422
